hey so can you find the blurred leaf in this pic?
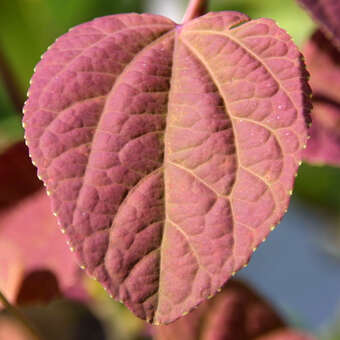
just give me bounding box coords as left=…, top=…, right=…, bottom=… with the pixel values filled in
left=154, top=280, right=285, bottom=340
left=210, top=0, right=315, bottom=46
left=0, top=190, right=85, bottom=307
left=302, top=31, right=340, bottom=166
left=296, top=0, right=340, bottom=50
left=0, top=142, right=41, bottom=212
left=296, top=29, right=340, bottom=206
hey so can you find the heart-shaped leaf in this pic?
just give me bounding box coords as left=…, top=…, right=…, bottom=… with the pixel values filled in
left=297, top=0, right=340, bottom=49
left=23, top=12, right=311, bottom=323
left=154, top=280, right=284, bottom=340
left=303, top=30, right=340, bottom=166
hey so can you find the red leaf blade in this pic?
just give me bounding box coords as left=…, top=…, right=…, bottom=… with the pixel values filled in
left=23, top=12, right=311, bottom=323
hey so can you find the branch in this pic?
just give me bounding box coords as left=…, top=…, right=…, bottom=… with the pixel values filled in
left=182, top=0, right=209, bottom=23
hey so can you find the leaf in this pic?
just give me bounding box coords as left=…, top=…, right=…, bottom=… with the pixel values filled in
left=0, top=141, right=41, bottom=212
left=297, top=0, right=340, bottom=49
left=256, top=329, right=316, bottom=340
left=154, top=280, right=284, bottom=340
left=23, top=12, right=311, bottom=323
left=302, top=30, right=340, bottom=166
left=0, top=190, right=83, bottom=307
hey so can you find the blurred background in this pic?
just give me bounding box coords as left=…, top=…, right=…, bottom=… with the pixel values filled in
left=0, top=0, right=339, bottom=339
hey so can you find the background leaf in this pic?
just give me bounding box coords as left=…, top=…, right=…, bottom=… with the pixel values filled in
left=154, top=280, right=285, bottom=340
left=0, top=190, right=84, bottom=307
left=296, top=0, right=340, bottom=49
left=302, top=31, right=340, bottom=166
left=0, top=142, right=41, bottom=212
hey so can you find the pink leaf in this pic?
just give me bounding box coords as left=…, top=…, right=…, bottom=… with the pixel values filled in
left=23, top=12, right=311, bottom=323
left=297, top=0, right=340, bottom=49
left=154, top=280, right=284, bottom=340
left=303, top=31, right=340, bottom=166
left=0, top=190, right=83, bottom=307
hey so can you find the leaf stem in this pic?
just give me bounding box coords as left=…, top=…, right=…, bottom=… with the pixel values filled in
left=0, top=289, right=43, bottom=340
left=182, top=0, right=209, bottom=23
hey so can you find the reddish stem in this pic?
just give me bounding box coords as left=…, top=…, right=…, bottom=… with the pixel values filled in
left=182, top=0, right=208, bottom=23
